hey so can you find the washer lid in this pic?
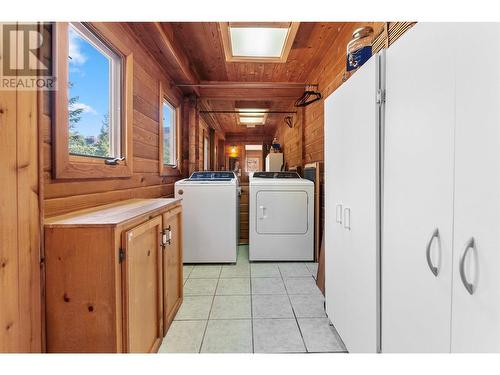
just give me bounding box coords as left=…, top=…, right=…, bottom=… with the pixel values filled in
left=188, top=171, right=236, bottom=180
left=253, top=171, right=300, bottom=179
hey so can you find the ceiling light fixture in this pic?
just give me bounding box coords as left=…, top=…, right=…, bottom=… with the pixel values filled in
left=239, top=117, right=265, bottom=124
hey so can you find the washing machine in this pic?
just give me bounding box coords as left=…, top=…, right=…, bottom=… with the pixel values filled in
left=249, top=171, right=314, bottom=261
left=175, top=171, right=239, bottom=263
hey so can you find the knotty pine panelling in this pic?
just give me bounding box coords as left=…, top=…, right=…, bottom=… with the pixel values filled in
left=0, top=24, right=42, bottom=352
left=274, top=106, right=304, bottom=169
left=42, top=23, right=186, bottom=217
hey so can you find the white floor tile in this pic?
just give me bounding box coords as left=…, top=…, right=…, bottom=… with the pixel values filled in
left=305, top=262, right=319, bottom=279
left=189, top=265, right=222, bottom=279
left=210, top=295, right=251, bottom=319
left=220, top=263, right=250, bottom=278
left=201, top=319, right=252, bottom=353
left=175, top=296, right=213, bottom=320
left=184, top=278, right=218, bottom=296
left=250, top=263, right=281, bottom=277
left=159, top=320, right=206, bottom=353
left=216, top=278, right=251, bottom=295
left=183, top=265, right=194, bottom=278
left=284, top=277, right=323, bottom=296
left=251, top=277, right=286, bottom=295
left=278, top=263, right=311, bottom=277
left=253, top=319, right=306, bottom=353
left=289, top=294, right=326, bottom=318
left=298, top=318, right=346, bottom=353
left=252, top=294, right=294, bottom=318
left=169, top=257, right=344, bottom=354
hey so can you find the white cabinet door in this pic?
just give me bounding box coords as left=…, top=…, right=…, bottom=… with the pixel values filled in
left=382, top=23, right=457, bottom=352
left=451, top=23, right=500, bottom=352
left=324, top=87, right=345, bottom=351
left=325, top=55, right=379, bottom=353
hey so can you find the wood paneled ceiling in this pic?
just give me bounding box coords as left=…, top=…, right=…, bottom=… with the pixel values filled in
left=169, top=22, right=347, bottom=82
left=161, top=22, right=374, bottom=137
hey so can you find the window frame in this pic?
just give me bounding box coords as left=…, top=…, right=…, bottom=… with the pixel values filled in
left=158, top=81, right=181, bottom=176
left=53, top=22, right=133, bottom=179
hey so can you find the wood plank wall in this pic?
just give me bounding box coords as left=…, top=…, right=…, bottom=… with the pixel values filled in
left=273, top=106, right=304, bottom=169
left=0, top=24, right=42, bottom=352
left=274, top=22, right=415, bottom=250
left=41, top=23, right=189, bottom=217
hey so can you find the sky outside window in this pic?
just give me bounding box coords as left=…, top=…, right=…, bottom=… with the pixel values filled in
left=68, top=25, right=111, bottom=156
left=163, top=101, right=174, bottom=165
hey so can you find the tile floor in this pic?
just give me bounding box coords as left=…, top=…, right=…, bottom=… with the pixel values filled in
left=158, top=245, right=346, bottom=354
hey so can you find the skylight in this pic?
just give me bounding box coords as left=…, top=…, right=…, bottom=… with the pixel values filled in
left=230, top=27, right=288, bottom=58
left=220, top=22, right=300, bottom=63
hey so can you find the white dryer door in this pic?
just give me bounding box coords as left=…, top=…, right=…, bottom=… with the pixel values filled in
left=256, top=190, right=308, bottom=234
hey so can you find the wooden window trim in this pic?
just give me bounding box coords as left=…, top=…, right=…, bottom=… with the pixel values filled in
left=53, top=22, right=133, bottom=179
left=159, top=81, right=181, bottom=177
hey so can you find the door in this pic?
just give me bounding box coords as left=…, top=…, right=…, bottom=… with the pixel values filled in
left=256, top=190, right=308, bottom=234
left=324, top=55, right=380, bottom=352
left=382, top=23, right=456, bottom=352
left=122, top=216, right=163, bottom=353
left=162, top=207, right=183, bottom=334
left=451, top=23, right=500, bottom=352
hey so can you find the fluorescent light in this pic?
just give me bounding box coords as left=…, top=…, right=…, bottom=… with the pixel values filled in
left=230, top=27, right=288, bottom=58
left=240, top=116, right=265, bottom=124
left=237, top=108, right=268, bottom=117
left=245, top=145, right=263, bottom=151
left=238, top=108, right=268, bottom=113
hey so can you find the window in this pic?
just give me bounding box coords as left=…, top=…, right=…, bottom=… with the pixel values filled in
left=54, top=22, right=133, bottom=179
left=162, top=99, right=176, bottom=166
left=220, top=22, right=300, bottom=63
left=67, top=23, right=121, bottom=159
left=159, top=82, right=180, bottom=176
left=203, top=136, right=209, bottom=171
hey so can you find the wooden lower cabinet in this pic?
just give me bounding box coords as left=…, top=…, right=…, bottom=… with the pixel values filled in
left=122, top=216, right=163, bottom=353
left=44, top=198, right=183, bottom=353
left=162, top=206, right=183, bottom=334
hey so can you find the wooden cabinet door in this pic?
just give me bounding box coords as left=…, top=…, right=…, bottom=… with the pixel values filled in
left=451, top=23, right=500, bottom=352
left=122, top=216, right=163, bottom=353
left=162, top=207, right=183, bottom=334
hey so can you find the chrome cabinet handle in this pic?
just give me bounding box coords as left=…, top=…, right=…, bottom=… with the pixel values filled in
left=425, top=228, right=440, bottom=276
left=336, top=204, right=343, bottom=224
left=459, top=237, right=476, bottom=295
left=162, top=226, right=172, bottom=248
left=343, top=208, right=351, bottom=230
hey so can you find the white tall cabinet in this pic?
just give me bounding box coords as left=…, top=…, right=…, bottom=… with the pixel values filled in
left=382, top=23, right=500, bottom=352
left=451, top=23, right=500, bottom=352
left=382, top=23, right=456, bottom=352
left=324, top=55, right=381, bottom=353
